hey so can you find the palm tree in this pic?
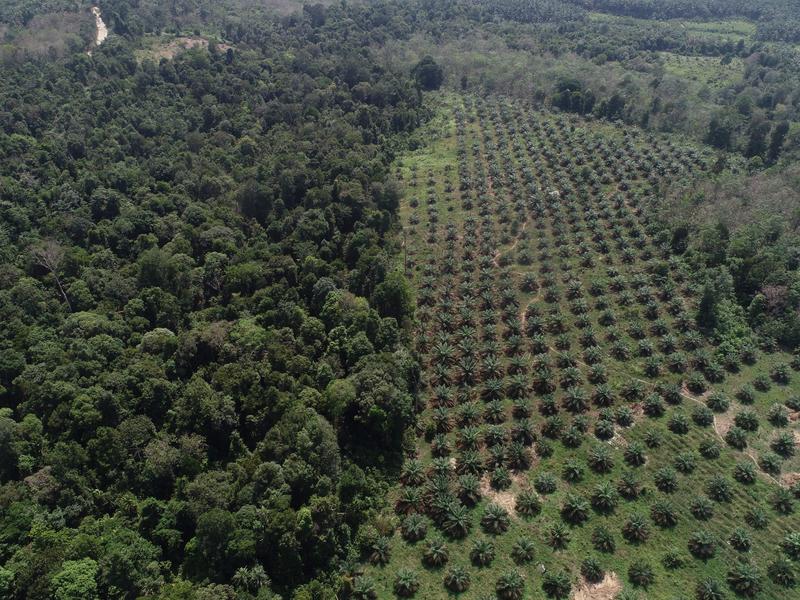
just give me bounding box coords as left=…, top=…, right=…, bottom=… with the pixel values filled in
left=581, top=557, right=604, bottom=583
left=482, top=503, right=511, bottom=534
left=541, top=570, right=572, bottom=599
left=456, top=426, right=481, bottom=451
left=431, top=433, right=451, bottom=458
left=401, top=513, right=428, bottom=542
left=650, top=500, right=678, bottom=529
left=511, top=537, right=536, bottom=564
left=232, top=565, right=269, bottom=594
left=511, top=419, right=536, bottom=446
left=547, top=521, right=571, bottom=550
left=729, top=528, right=752, bottom=552
left=506, top=373, right=528, bottom=398
left=726, top=562, right=762, bottom=598
left=690, top=496, right=715, bottom=521
left=483, top=399, right=506, bottom=424
left=393, top=568, right=420, bottom=597
left=624, top=442, right=647, bottom=467
left=516, top=488, right=542, bottom=518
left=506, top=441, right=532, bottom=470
left=590, top=482, right=618, bottom=514
left=395, top=486, right=423, bottom=515
left=622, top=512, right=650, bottom=544
left=561, top=493, right=590, bottom=525
left=470, top=537, right=496, bottom=566
left=443, top=566, right=470, bottom=593
left=369, top=536, right=391, bottom=565
left=432, top=385, right=455, bottom=408
left=768, top=558, right=796, bottom=588
left=352, top=576, right=378, bottom=600
left=587, top=446, right=614, bottom=473
left=594, top=419, right=614, bottom=441
left=496, top=570, right=525, bottom=600
left=441, top=500, right=471, bottom=539
left=456, top=356, right=478, bottom=385
left=482, top=377, right=504, bottom=402
left=592, top=525, right=616, bottom=553
left=628, top=560, right=655, bottom=588
left=457, top=473, right=481, bottom=506
left=422, top=537, right=449, bottom=568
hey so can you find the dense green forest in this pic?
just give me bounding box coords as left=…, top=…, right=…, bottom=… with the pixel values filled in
left=0, top=0, right=799, bottom=599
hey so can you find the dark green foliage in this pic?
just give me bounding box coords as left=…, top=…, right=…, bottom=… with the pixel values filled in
left=696, top=578, right=726, bottom=600
left=412, top=56, right=444, bottom=91
left=726, top=562, right=762, bottom=597
left=496, top=569, right=524, bottom=600
left=628, top=560, right=655, bottom=588
left=622, top=512, right=651, bottom=544
left=782, top=532, right=800, bottom=560
left=768, top=558, right=796, bottom=588
left=688, top=531, right=717, bottom=560
left=515, top=489, right=542, bottom=518
left=541, top=569, right=572, bottom=599
left=470, top=538, right=496, bottom=567
left=581, top=557, right=604, bottom=583
left=422, top=538, right=449, bottom=568
left=481, top=503, right=511, bottom=534
left=691, top=496, right=716, bottom=521
left=393, top=568, right=420, bottom=597
left=444, top=565, right=470, bottom=593
left=511, top=537, right=536, bottom=564
left=729, top=528, right=752, bottom=553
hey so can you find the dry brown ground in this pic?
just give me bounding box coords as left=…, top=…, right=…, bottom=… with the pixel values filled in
left=571, top=572, right=622, bottom=600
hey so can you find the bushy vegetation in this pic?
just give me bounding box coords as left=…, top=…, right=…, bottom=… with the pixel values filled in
left=0, top=2, right=435, bottom=598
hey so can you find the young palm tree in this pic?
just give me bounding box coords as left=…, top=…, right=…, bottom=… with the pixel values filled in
left=688, top=530, right=716, bottom=560
left=395, top=486, right=423, bottom=515
left=628, top=560, right=655, bottom=588
left=587, top=446, right=614, bottom=473
left=590, top=481, right=618, bottom=514
left=650, top=500, right=678, bottom=529
left=541, top=570, right=572, bottom=599
left=768, top=558, right=796, bottom=588
left=561, top=493, right=590, bottom=525
left=401, top=513, right=428, bottom=542
left=422, top=537, right=449, bottom=568
left=592, top=525, right=616, bottom=554
left=622, top=512, right=650, bottom=544
left=576, top=556, right=603, bottom=585
left=511, top=537, right=536, bottom=564
left=352, top=576, right=378, bottom=600
left=393, top=568, right=420, bottom=597
left=441, top=500, right=471, bottom=539
left=457, top=473, right=482, bottom=506
left=726, top=562, right=762, bottom=597
left=369, top=536, right=391, bottom=565
left=624, top=442, right=647, bottom=467
left=546, top=521, right=571, bottom=550
left=481, top=503, right=511, bottom=534
left=496, top=570, right=525, bottom=600
left=443, top=566, right=471, bottom=593
left=400, top=459, right=426, bottom=487
left=470, top=537, right=496, bottom=567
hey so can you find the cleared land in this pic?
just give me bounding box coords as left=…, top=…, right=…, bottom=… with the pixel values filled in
left=359, top=93, right=800, bottom=599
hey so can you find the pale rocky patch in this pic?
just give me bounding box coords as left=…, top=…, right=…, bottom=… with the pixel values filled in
left=479, top=473, right=526, bottom=516
left=572, top=572, right=622, bottom=600
left=780, top=472, right=800, bottom=488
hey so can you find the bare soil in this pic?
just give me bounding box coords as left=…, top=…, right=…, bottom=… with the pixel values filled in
left=572, top=572, right=622, bottom=600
